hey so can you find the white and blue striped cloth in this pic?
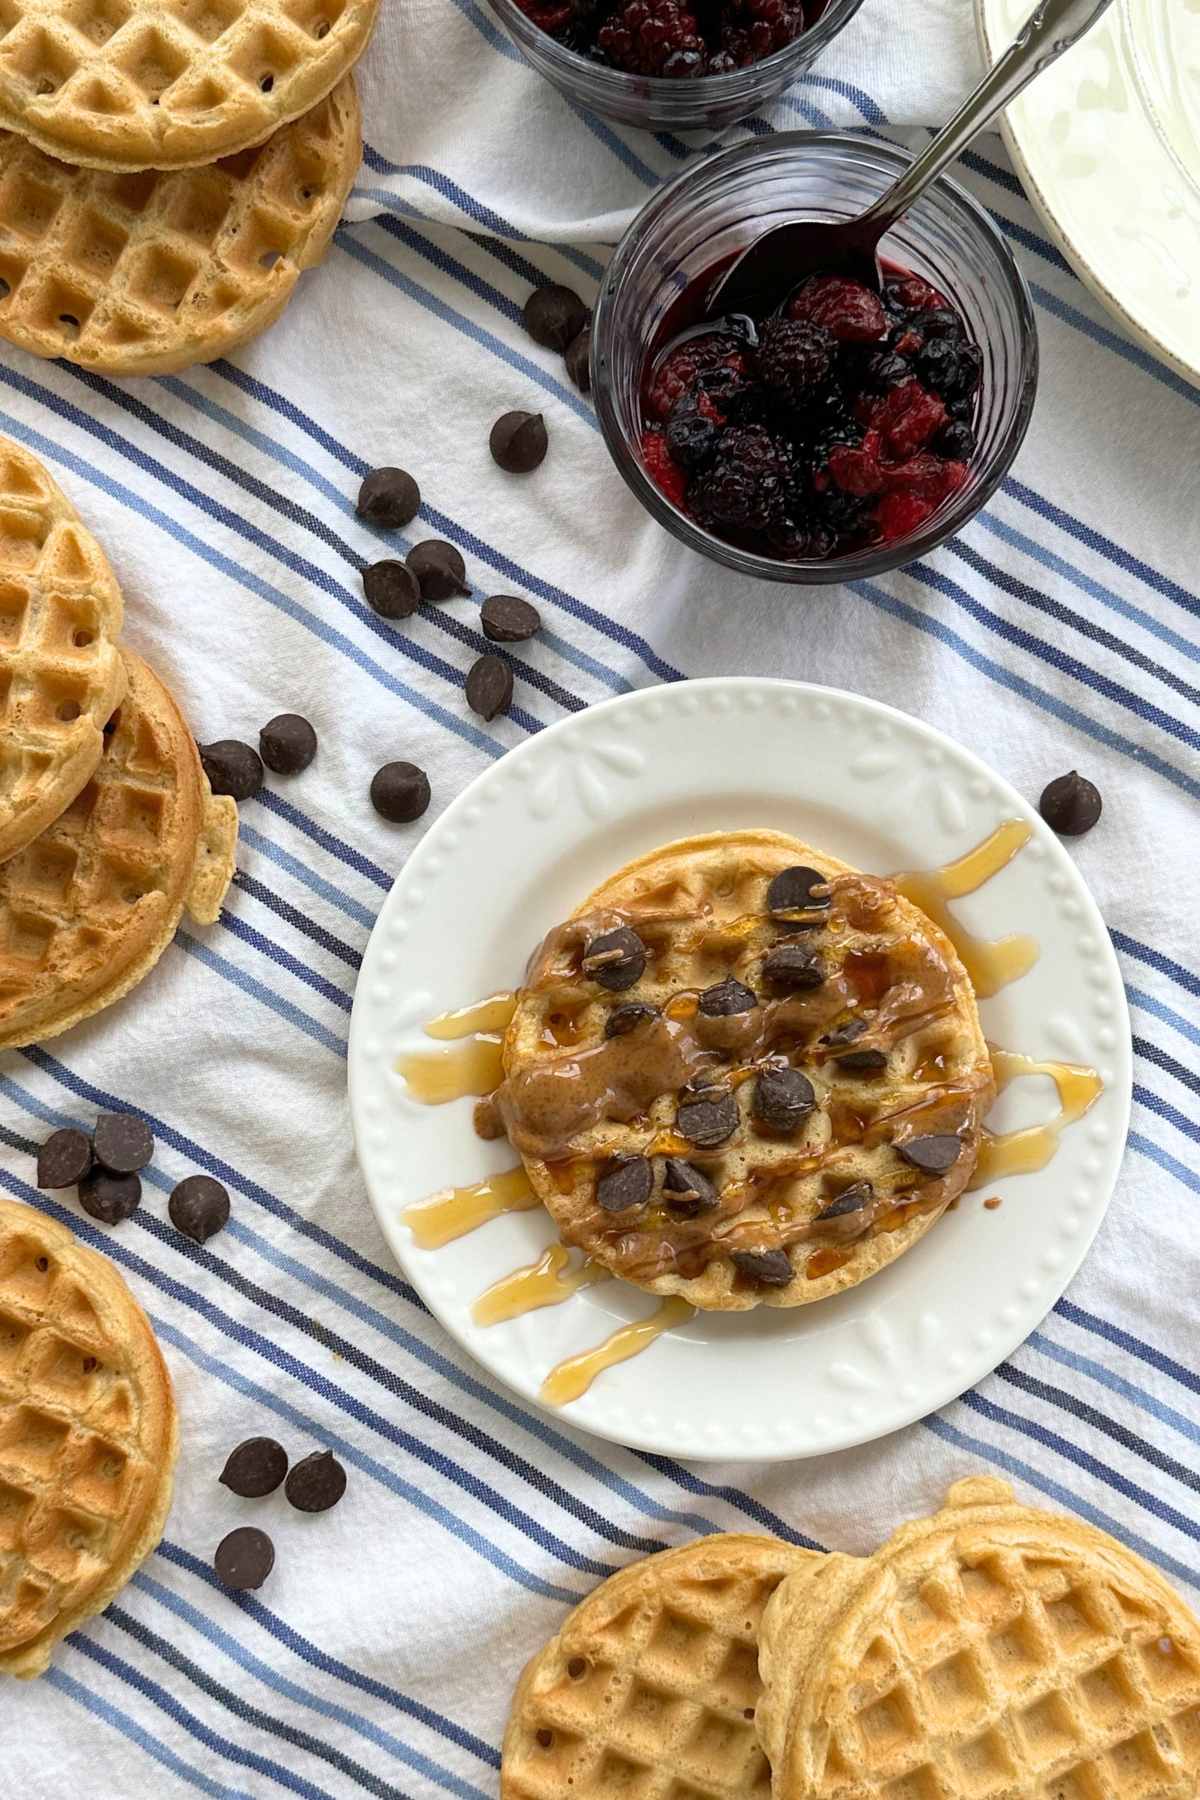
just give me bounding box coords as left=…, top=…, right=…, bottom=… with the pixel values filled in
left=2, top=0, right=1198, bottom=1792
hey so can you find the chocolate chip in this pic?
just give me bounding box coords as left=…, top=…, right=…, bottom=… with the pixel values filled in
left=199, top=739, right=263, bottom=802
left=582, top=927, right=645, bottom=991
left=1039, top=770, right=1102, bottom=837
left=676, top=1088, right=739, bottom=1148
left=565, top=323, right=591, bottom=393
left=698, top=977, right=757, bottom=1017
left=356, top=466, right=420, bottom=529
left=822, top=1016, right=867, bottom=1048
left=363, top=558, right=421, bottom=620
left=762, top=944, right=825, bottom=990
left=406, top=540, right=471, bottom=600
left=285, top=1449, right=347, bottom=1513
left=766, top=865, right=830, bottom=917
left=36, top=1127, right=92, bottom=1189
left=465, top=654, right=514, bottom=721
left=259, top=713, right=317, bottom=775
left=220, top=1437, right=288, bottom=1498
left=169, top=1174, right=231, bottom=1243
left=596, top=1156, right=653, bottom=1213
left=662, top=1158, right=718, bottom=1217
left=815, top=1181, right=874, bottom=1221
left=753, top=1066, right=815, bottom=1131
left=371, top=761, right=431, bottom=823
left=604, top=1001, right=658, bottom=1038
left=897, top=1134, right=962, bottom=1174
left=93, top=1113, right=154, bottom=1175
left=481, top=595, right=541, bottom=643
left=730, top=1247, right=792, bottom=1286
left=836, top=1047, right=888, bottom=1073
left=489, top=411, right=548, bottom=474
left=215, top=1525, right=275, bottom=1590
left=78, top=1169, right=141, bottom=1225
left=523, top=284, right=588, bottom=352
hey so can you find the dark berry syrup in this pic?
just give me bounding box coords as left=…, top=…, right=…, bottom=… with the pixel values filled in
left=638, top=258, right=981, bottom=563
left=516, top=0, right=826, bottom=77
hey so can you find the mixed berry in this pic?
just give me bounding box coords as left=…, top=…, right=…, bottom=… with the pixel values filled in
left=639, top=268, right=982, bottom=562
left=515, top=0, right=824, bottom=77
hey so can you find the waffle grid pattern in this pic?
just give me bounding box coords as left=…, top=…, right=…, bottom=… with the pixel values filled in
left=0, top=0, right=377, bottom=169
left=819, top=1548, right=1200, bottom=1799
left=0, top=75, right=360, bottom=373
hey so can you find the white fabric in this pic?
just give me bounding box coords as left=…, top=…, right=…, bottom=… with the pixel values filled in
left=1, top=2, right=1198, bottom=1797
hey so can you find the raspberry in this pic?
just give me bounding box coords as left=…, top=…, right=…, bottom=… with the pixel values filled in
left=875, top=491, right=934, bottom=542
left=646, top=334, right=748, bottom=422
left=690, top=425, right=790, bottom=531
left=597, top=0, right=705, bottom=74
left=788, top=275, right=886, bottom=344
left=884, top=275, right=949, bottom=313
left=754, top=317, right=834, bottom=407
left=714, top=0, right=804, bottom=62
left=828, top=430, right=885, bottom=497
left=881, top=454, right=968, bottom=505
left=641, top=430, right=687, bottom=508
left=515, top=0, right=574, bottom=28
left=870, top=379, right=947, bottom=457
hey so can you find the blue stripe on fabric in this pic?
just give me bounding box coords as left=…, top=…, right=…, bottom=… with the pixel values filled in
left=1134, top=1036, right=1200, bottom=1099
left=253, top=791, right=395, bottom=892
left=922, top=1414, right=1200, bottom=1593
left=1129, top=1128, right=1200, bottom=1197
left=174, top=930, right=348, bottom=1057
left=130, top=1575, right=489, bottom=1800
left=1127, top=985, right=1200, bottom=1051
left=217, top=909, right=355, bottom=1013
left=362, top=192, right=569, bottom=302
left=1113, top=929, right=1200, bottom=998
left=1134, top=1082, right=1200, bottom=1147
left=1055, top=1297, right=1200, bottom=1400
left=1007, top=473, right=1200, bottom=619
left=237, top=821, right=377, bottom=930
left=993, top=1362, right=1200, bottom=1497
left=233, top=868, right=365, bottom=967
left=1027, top=1331, right=1200, bottom=1451
left=47, top=1665, right=255, bottom=1800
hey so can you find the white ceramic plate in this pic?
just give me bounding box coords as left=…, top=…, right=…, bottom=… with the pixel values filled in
left=978, top=0, right=1200, bottom=387
left=348, top=680, right=1131, bottom=1461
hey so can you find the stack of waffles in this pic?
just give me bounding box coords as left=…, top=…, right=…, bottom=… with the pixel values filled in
left=502, top=1479, right=1200, bottom=1799
left=0, top=0, right=374, bottom=373
left=0, top=435, right=236, bottom=1049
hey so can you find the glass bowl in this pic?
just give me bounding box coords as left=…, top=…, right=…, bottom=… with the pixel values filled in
left=484, top=0, right=867, bottom=132
left=591, top=132, right=1039, bottom=586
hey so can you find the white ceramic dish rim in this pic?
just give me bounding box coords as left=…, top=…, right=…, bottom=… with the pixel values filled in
left=348, top=677, right=1132, bottom=1462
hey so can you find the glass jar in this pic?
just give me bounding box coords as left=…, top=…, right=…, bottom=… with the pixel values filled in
left=484, top=0, right=867, bottom=132
left=591, top=133, right=1039, bottom=586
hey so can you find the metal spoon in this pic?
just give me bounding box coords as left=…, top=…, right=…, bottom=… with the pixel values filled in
left=704, top=0, right=1117, bottom=321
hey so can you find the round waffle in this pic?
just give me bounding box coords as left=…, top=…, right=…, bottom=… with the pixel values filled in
left=0, top=644, right=238, bottom=1049
left=0, top=76, right=361, bottom=375
left=0, top=0, right=377, bottom=172
left=0, top=436, right=125, bottom=866
left=502, top=1535, right=820, bottom=1800
left=0, top=1197, right=178, bottom=1678
left=756, top=1478, right=1200, bottom=1799
left=494, top=830, right=994, bottom=1312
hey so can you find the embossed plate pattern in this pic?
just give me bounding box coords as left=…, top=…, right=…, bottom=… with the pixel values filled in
left=348, top=679, right=1131, bottom=1461
left=977, top=0, right=1200, bottom=386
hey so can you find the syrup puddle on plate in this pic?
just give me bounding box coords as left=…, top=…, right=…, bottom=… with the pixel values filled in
left=971, top=1048, right=1104, bottom=1188
left=892, top=819, right=1039, bottom=998
left=471, top=1245, right=610, bottom=1325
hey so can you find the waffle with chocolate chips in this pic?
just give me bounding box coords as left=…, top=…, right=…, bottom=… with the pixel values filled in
left=493, top=830, right=993, bottom=1312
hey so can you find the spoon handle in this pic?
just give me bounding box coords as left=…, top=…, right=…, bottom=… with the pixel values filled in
left=859, top=0, right=1118, bottom=239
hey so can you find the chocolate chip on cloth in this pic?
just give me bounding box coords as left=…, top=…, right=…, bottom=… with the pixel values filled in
left=465, top=654, right=514, bottom=721
left=406, top=540, right=471, bottom=600
left=356, top=466, right=421, bottom=530
left=215, top=1525, right=275, bottom=1591
left=259, top=713, right=317, bottom=775
left=199, top=739, right=263, bottom=802
left=604, top=1001, right=658, bottom=1038
left=766, top=865, right=830, bottom=918
left=371, top=762, right=431, bottom=823
left=662, top=1158, right=718, bottom=1217
left=753, top=1065, right=815, bottom=1131
left=698, top=977, right=756, bottom=1016
left=565, top=323, right=592, bottom=393
left=481, top=594, right=541, bottom=643
left=898, top=1134, right=963, bottom=1174
left=676, top=1085, right=739, bottom=1148
left=78, top=1169, right=141, bottom=1225
left=596, top=1156, right=653, bottom=1213
left=581, top=926, right=645, bottom=991
left=170, top=1174, right=231, bottom=1244
left=730, top=1247, right=793, bottom=1287
left=523, top=284, right=588, bottom=352
left=93, top=1113, right=154, bottom=1174
left=490, top=411, right=548, bottom=473
left=220, top=1437, right=288, bottom=1498
left=36, top=1127, right=92, bottom=1189
left=285, top=1449, right=348, bottom=1513
left=363, top=558, right=421, bottom=620
left=762, top=943, right=825, bottom=990
left=1039, top=770, right=1102, bottom=836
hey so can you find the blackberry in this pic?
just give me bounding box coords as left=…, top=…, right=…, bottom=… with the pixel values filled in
left=767, top=515, right=837, bottom=561
left=914, top=336, right=962, bottom=396
left=755, top=317, right=835, bottom=407
left=715, top=0, right=804, bottom=62
left=861, top=349, right=911, bottom=391
left=666, top=398, right=722, bottom=472
left=690, top=425, right=791, bottom=532
left=646, top=333, right=748, bottom=421
left=935, top=421, right=975, bottom=460
left=596, top=0, right=705, bottom=74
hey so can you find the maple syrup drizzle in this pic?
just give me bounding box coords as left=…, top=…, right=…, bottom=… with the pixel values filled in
left=472, top=1245, right=609, bottom=1325
left=403, top=1166, right=537, bottom=1247
left=396, top=1035, right=505, bottom=1104
left=969, top=1047, right=1104, bottom=1189
left=893, top=819, right=1039, bottom=998
left=540, top=1297, right=694, bottom=1406
left=424, top=992, right=517, bottom=1039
